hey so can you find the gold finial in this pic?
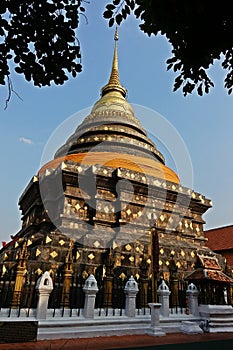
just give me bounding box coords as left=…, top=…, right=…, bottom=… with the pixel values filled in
left=114, top=26, right=119, bottom=41
left=101, top=26, right=127, bottom=97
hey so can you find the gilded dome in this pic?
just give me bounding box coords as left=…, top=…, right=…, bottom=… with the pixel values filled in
left=39, top=152, right=180, bottom=184
left=43, top=29, right=179, bottom=185
left=81, top=89, right=141, bottom=129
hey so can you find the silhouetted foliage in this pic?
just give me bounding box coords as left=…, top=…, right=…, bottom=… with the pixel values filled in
left=1, top=0, right=85, bottom=107
left=1, top=0, right=233, bottom=104
left=104, top=0, right=233, bottom=96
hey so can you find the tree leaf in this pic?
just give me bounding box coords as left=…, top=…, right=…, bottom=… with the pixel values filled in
left=167, top=63, right=173, bottom=71
left=125, top=5, right=130, bottom=15
left=106, top=4, right=115, bottom=11
left=109, top=18, right=115, bottom=27
left=130, top=1, right=135, bottom=10
left=116, top=13, right=122, bottom=25
left=103, top=10, right=113, bottom=19
left=173, top=76, right=183, bottom=91
left=197, top=84, right=203, bottom=96
left=134, top=6, right=142, bottom=18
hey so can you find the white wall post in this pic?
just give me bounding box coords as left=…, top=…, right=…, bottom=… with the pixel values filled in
left=147, top=303, right=165, bottom=336
left=36, top=271, right=53, bottom=320
left=186, top=283, right=199, bottom=316
left=83, top=274, right=99, bottom=319
left=124, top=276, right=139, bottom=317
left=157, top=280, right=171, bottom=317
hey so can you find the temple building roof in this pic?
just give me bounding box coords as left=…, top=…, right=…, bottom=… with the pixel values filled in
left=186, top=254, right=233, bottom=284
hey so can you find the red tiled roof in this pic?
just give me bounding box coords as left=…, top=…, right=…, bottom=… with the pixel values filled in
left=186, top=268, right=233, bottom=283
left=221, top=251, right=233, bottom=267
left=186, top=254, right=233, bottom=283
left=198, top=256, right=221, bottom=270
left=205, top=270, right=233, bottom=283
left=204, top=225, right=233, bottom=251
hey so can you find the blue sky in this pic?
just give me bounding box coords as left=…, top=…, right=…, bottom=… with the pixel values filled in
left=0, top=2, right=233, bottom=243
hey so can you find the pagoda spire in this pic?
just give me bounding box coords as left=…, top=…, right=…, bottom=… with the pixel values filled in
left=101, top=27, right=127, bottom=98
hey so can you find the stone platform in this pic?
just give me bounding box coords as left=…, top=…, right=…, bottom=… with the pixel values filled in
left=199, top=304, right=233, bottom=333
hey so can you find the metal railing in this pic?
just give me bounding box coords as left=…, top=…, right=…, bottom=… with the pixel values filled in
left=1, top=270, right=230, bottom=318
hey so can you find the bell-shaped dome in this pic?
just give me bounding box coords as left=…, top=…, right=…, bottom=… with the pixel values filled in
left=42, top=28, right=179, bottom=184
left=79, top=28, right=140, bottom=131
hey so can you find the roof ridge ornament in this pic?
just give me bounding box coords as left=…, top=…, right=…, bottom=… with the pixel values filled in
left=101, top=26, right=127, bottom=98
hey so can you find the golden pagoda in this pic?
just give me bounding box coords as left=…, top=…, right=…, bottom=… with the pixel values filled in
left=0, top=29, right=224, bottom=309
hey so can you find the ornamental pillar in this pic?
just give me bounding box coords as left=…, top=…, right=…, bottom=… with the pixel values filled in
left=157, top=280, right=171, bottom=317
left=36, top=271, right=53, bottom=320
left=186, top=283, right=199, bottom=316
left=12, top=242, right=29, bottom=308
left=83, top=274, right=99, bottom=318
left=124, top=276, right=139, bottom=317
left=103, top=249, right=114, bottom=307
left=61, top=242, right=73, bottom=307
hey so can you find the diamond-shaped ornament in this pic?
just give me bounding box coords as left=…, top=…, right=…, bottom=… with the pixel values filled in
left=36, top=268, right=42, bottom=275
left=94, top=241, right=100, bottom=248
left=88, top=253, right=95, bottom=260
left=125, top=244, right=131, bottom=251
left=75, top=203, right=81, bottom=211
left=126, top=209, right=131, bottom=215
left=50, top=251, right=58, bottom=258
left=119, top=272, right=126, bottom=280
